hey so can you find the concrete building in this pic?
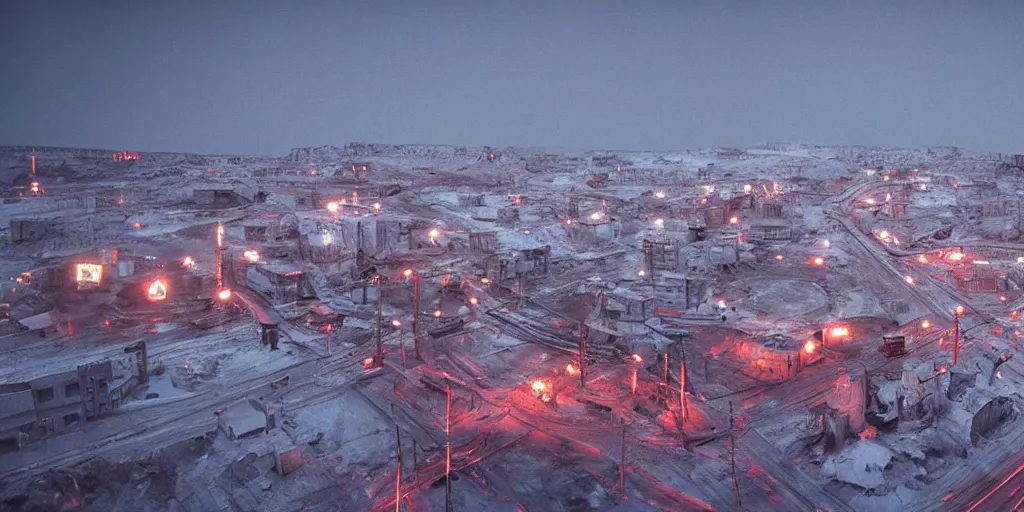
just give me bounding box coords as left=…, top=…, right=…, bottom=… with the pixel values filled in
left=953, top=268, right=1008, bottom=293
left=601, top=287, right=655, bottom=323
left=246, top=263, right=316, bottom=305
left=0, top=341, right=147, bottom=451
left=749, top=219, right=793, bottom=242
left=9, top=218, right=49, bottom=243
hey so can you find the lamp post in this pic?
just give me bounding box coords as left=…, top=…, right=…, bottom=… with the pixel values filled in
left=953, top=305, right=965, bottom=366
left=393, top=320, right=406, bottom=369
left=403, top=269, right=422, bottom=360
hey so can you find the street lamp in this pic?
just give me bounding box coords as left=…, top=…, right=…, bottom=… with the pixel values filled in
left=392, top=319, right=406, bottom=368
left=953, top=305, right=965, bottom=366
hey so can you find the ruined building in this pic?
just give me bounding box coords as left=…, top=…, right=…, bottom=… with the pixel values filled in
left=0, top=341, right=148, bottom=451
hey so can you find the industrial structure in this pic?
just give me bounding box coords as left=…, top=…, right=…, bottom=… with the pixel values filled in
left=1, top=143, right=1023, bottom=511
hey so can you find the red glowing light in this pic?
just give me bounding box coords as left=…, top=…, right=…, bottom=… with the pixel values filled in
left=103, top=319, right=110, bottom=327
left=147, top=280, right=167, bottom=301
left=955, top=305, right=965, bottom=317
left=631, top=354, right=643, bottom=363
left=362, top=357, right=375, bottom=369
left=433, top=309, right=443, bottom=318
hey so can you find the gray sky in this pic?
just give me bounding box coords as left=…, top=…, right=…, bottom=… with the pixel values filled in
left=1, top=0, right=1022, bottom=155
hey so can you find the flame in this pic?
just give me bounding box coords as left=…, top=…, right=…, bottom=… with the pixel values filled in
left=403, top=269, right=414, bottom=278
left=531, top=380, right=546, bottom=393
left=654, top=191, right=666, bottom=199
left=75, top=263, right=103, bottom=284
left=812, top=257, right=825, bottom=266
left=921, top=320, right=931, bottom=329
left=327, top=202, right=339, bottom=213
left=955, top=305, right=965, bottom=316
left=997, top=368, right=1004, bottom=380
left=565, top=363, right=579, bottom=376
left=469, top=297, right=479, bottom=305
left=243, top=250, right=260, bottom=263
left=877, top=230, right=890, bottom=239
left=822, top=240, right=831, bottom=248
left=218, top=289, right=232, bottom=300
left=729, top=216, right=739, bottom=225
left=182, top=256, right=196, bottom=268
left=372, top=202, right=381, bottom=211
left=949, top=252, right=965, bottom=261
left=216, top=224, right=224, bottom=248
left=589, top=212, right=603, bottom=221
left=433, top=309, right=443, bottom=317
left=565, top=218, right=573, bottom=225
left=743, top=184, right=752, bottom=194
left=362, top=357, right=375, bottom=369
left=148, top=280, right=167, bottom=301
left=392, top=319, right=402, bottom=327
left=885, top=193, right=892, bottom=202
left=717, top=299, right=727, bottom=308
left=321, top=232, right=333, bottom=245
left=637, top=269, right=646, bottom=277
left=653, top=218, right=664, bottom=227
left=481, top=277, right=491, bottom=285
left=918, top=255, right=928, bottom=263
left=428, top=229, right=440, bottom=239
left=904, top=275, right=915, bottom=285
left=859, top=425, right=878, bottom=439
left=631, top=354, right=644, bottom=363
left=864, top=198, right=876, bottom=205
left=804, top=340, right=816, bottom=354
left=775, top=254, right=784, bottom=261
left=830, top=326, right=849, bottom=337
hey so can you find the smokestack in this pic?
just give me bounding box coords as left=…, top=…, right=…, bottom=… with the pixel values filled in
left=30, top=155, right=35, bottom=176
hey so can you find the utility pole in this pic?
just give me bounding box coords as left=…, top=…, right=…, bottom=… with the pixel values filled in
left=619, top=417, right=627, bottom=503
left=663, top=352, right=670, bottom=383
left=680, top=362, right=688, bottom=426
left=392, top=404, right=402, bottom=512
left=445, top=380, right=453, bottom=512
left=953, top=306, right=964, bottom=366
left=326, top=323, right=333, bottom=357
left=729, top=401, right=741, bottom=511
left=375, top=277, right=384, bottom=366
left=578, top=322, right=587, bottom=388
left=412, top=274, right=422, bottom=360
